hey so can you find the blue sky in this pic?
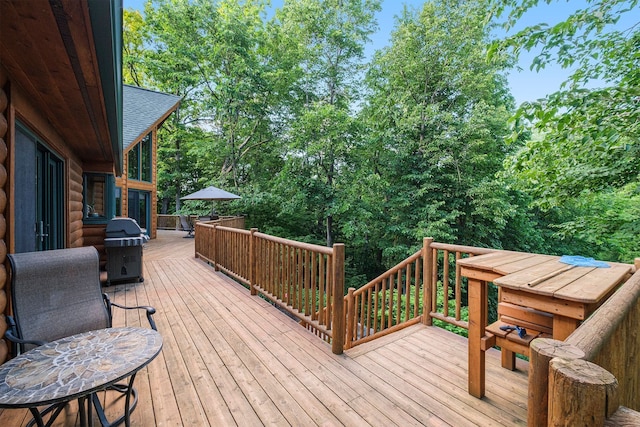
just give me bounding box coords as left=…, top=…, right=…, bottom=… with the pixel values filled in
left=123, top=0, right=629, bottom=106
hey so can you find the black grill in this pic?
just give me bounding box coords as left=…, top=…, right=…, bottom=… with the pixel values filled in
left=104, top=218, right=147, bottom=285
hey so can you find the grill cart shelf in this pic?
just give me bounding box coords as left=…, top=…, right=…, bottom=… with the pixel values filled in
left=104, top=218, right=148, bottom=285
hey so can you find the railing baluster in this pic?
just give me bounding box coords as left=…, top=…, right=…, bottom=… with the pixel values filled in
left=373, top=282, right=380, bottom=334
left=297, top=248, right=303, bottom=311
left=431, top=248, right=438, bottom=313
left=327, top=254, right=333, bottom=330
left=405, top=263, right=411, bottom=322
left=396, top=269, right=402, bottom=326
left=443, top=249, right=450, bottom=318
left=319, top=255, right=325, bottom=325
left=311, top=253, right=317, bottom=321
left=414, top=258, right=420, bottom=319
left=455, top=251, right=462, bottom=321
left=365, top=286, right=372, bottom=337
left=357, top=291, right=361, bottom=340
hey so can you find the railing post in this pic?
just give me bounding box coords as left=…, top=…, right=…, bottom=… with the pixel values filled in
left=528, top=338, right=585, bottom=427
left=193, top=222, right=199, bottom=257
left=212, top=224, right=219, bottom=271
left=548, top=358, right=618, bottom=426
left=249, top=228, right=258, bottom=295
left=422, top=237, right=433, bottom=326
left=331, top=243, right=345, bottom=355
left=345, top=287, right=355, bottom=350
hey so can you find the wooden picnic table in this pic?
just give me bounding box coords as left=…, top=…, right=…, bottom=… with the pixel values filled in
left=458, top=251, right=632, bottom=399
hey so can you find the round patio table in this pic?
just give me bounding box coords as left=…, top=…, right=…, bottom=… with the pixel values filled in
left=0, top=327, right=162, bottom=427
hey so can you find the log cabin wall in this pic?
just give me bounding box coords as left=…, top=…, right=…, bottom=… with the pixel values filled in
left=0, top=74, right=9, bottom=364
left=82, top=225, right=107, bottom=269
left=69, top=161, right=85, bottom=248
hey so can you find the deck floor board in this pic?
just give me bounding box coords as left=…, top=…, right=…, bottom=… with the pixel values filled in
left=0, top=230, right=528, bottom=426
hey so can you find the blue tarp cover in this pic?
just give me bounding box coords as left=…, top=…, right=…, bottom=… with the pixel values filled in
left=559, top=255, right=610, bottom=268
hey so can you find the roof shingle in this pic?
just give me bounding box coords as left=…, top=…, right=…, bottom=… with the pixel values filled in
left=123, top=85, right=181, bottom=150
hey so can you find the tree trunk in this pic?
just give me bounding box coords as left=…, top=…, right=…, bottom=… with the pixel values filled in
left=326, top=215, right=333, bottom=247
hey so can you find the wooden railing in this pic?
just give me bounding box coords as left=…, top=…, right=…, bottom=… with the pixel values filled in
left=196, top=224, right=252, bottom=285
left=195, top=225, right=345, bottom=354
left=527, top=259, right=640, bottom=426
left=157, top=214, right=180, bottom=230
left=344, top=238, right=494, bottom=349
left=194, top=226, right=497, bottom=353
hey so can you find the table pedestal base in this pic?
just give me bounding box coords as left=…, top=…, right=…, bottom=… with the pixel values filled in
left=25, top=375, right=138, bottom=427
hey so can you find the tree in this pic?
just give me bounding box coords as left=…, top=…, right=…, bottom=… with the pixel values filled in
left=272, top=0, right=382, bottom=247
left=360, top=0, right=536, bottom=267
left=490, top=0, right=640, bottom=202
left=123, top=9, right=146, bottom=87
left=124, top=0, right=284, bottom=214
left=490, top=0, right=639, bottom=262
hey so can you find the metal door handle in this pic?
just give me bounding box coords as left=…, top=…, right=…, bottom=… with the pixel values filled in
left=37, top=221, right=49, bottom=242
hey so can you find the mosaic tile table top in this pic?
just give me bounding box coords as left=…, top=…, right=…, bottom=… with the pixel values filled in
left=0, top=327, right=162, bottom=408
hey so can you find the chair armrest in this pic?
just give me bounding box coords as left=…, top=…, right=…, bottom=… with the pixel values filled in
left=103, top=293, right=157, bottom=331
left=4, top=316, right=47, bottom=350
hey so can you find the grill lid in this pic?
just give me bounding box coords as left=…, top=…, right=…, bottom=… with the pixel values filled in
left=105, top=218, right=143, bottom=237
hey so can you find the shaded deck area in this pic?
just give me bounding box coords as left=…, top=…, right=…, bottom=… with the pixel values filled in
left=0, top=231, right=528, bottom=426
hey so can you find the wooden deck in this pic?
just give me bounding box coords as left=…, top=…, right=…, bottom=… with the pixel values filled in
left=0, top=230, right=528, bottom=426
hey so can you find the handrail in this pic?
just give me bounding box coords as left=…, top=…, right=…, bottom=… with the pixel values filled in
left=345, top=248, right=424, bottom=349
left=253, top=231, right=334, bottom=255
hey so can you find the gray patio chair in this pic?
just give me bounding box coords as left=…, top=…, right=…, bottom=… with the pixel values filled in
left=5, top=246, right=157, bottom=427
left=179, top=214, right=194, bottom=237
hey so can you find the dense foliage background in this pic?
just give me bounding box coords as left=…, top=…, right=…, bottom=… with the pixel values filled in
left=124, top=0, right=639, bottom=288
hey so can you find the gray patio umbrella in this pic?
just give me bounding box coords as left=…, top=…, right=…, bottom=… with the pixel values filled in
left=180, top=186, right=241, bottom=216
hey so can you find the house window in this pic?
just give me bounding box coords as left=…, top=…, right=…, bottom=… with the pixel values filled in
left=128, top=145, right=138, bottom=180
left=141, top=134, right=152, bottom=181
left=127, top=133, right=152, bottom=182
left=115, top=187, right=122, bottom=216
left=83, top=173, right=115, bottom=224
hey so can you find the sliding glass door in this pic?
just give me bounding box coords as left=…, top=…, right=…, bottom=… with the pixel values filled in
left=15, top=124, right=65, bottom=252
left=128, top=189, right=150, bottom=233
